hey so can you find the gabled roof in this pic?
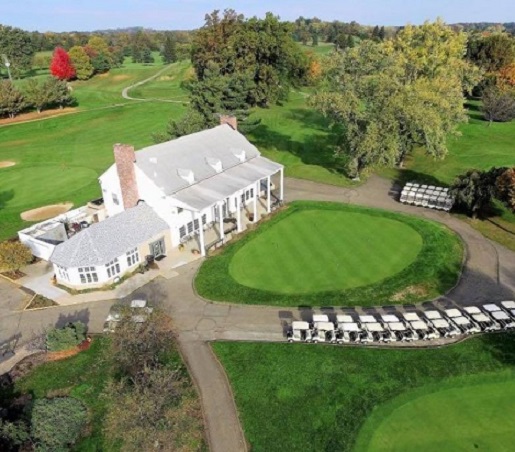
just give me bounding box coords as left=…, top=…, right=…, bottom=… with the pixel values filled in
left=50, top=203, right=168, bottom=268
left=135, top=124, right=260, bottom=195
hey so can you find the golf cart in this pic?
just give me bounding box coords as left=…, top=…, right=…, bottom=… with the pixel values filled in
left=312, top=321, right=336, bottom=343
left=103, top=299, right=153, bottom=333
left=336, top=315, right=362, bottom=343
left=444, top=308, right=481, bottom=334
left=463, top=306, right=500, bottom=331
left=359, top=315, right=387, bottom=342
left=501, top=301, right=515, bottom=320
left=423, top=310, right=460, bottom=337
left=402, top=312, right=439, bottom=340
left=381, top=314, right=415, bottom=341
left=482, top=304, right=515, bottom=329
left=287, top=321, right=313, bottom=343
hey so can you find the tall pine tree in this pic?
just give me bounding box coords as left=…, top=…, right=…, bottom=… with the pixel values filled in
left=161, top=34, right=177, bottom=64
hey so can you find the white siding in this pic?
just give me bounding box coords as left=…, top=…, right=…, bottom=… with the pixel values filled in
left=99, top=164, right=124, bottom=217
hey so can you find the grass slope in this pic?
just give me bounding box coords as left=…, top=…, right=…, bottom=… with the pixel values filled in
left=213, top=334, right=515, bottom=452
left=229, top=209, right=422, bottom=294
left=360, top=378, right=515, bottom=451
left=0, top=60, right=187, bottom=240
left=196, top=201, right=463, bottom=306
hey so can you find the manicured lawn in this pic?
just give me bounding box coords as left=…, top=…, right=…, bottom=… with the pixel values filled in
left=229, top=209, right=423, bottom=294
left=213, top=333, right=515, bottom=452
left=0, top=61, right=187, bottom=241
left=196, top=201, right=463, bottom=306
left=359, top=378, right=515, bottom=451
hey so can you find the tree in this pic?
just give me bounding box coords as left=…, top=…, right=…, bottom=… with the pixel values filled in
left=496, top=167, right=515, bottom=211
left=50, top=47, right=76, bottom=80
left=450, top=167, right=506, bottom=218
left=378, top=26, right=386, bottom=41
left=31, top=397, right=87, bottom=451
left=482, top=86, right=515, bottom=122
left=310, top=20, right=481, bottom=176
left=0, top=241, right=32, bottom=272
left=68, top=46, right=93, bottom=80
left=141, top=47, right=154, bottom=64
left=161, top=33, right=177, bottom=64
left=24, top=78, right=51, bottom=113
left=87, top=36, right=113, bottom=73
left=497, top=63, right=515, bottom=88
left=24, top=77, right=73, bottom=113
left=0, top=81, right=25, bottom=118
left=0, top=25, right=36, bottom=78
left=372, top=25, right=380, bottom=41
left=45, top=77, right=74, bottom=109
left=153, top=109, right=207, bottom=142
left=467, top=32, right=515, bottom=73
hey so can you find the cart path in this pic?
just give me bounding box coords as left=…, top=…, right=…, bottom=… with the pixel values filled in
left=2, top=176, right=515, bottom=452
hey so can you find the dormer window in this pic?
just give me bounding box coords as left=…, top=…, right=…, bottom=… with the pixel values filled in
left=177, top=168, right=195, bottom=185
left=233, top=150, right=246, bottom=162
left=206, top=157, right=223, bottom=173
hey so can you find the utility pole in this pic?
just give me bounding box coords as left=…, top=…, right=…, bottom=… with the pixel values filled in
left=1, top=54, right=13, bottom=81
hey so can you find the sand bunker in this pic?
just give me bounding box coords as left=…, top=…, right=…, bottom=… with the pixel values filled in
left=113, top=74, right=130, bottom=81
left=0, top=161, right=16, bottom=168
left=21, top=202, right=73, bottom=221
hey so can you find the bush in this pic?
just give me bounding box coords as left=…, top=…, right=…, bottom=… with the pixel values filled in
left=31, top=397, right=87, bottom=451
left=46, top=321, right=87, bottom=351
left=0, top=241, right=32, bottom=272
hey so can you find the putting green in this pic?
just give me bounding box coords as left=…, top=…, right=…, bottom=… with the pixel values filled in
left=361, top=379, right=515, bottom=451
left=229, top=209, right=423, bottom=294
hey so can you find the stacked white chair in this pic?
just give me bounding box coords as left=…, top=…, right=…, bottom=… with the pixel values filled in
left=399, top=182, right=454, bottom=211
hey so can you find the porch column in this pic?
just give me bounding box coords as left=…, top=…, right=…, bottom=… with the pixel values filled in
left=218, top=202, right=225, bottom=241
left=236, top=193, right=242, bottom=232
left=253, top=182, right=258, bottom=222
left=267, top=175, right=271, bottom=213
left=280, top=167, right=284, bottom=201
left=196, top=211, right=205, bottom=256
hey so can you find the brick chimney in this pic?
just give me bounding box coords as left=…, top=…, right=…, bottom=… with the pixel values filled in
left=113, top=144, right=139, bottom=209
left=220, top=115, right=237, bottom=131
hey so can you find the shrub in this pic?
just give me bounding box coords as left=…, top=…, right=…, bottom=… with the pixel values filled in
left=0, top=241, right=32, bottom=272
left=46, top=321, right=87, bottom=351
left=496, top=167, right=515, bottom=211
left=31, top=397, right=87, bottom=451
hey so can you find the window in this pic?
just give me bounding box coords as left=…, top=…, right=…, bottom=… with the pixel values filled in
left=112, top=193, right=119, bottom=205
left=241, top=193, right=245, bottom=204
left=56, top=265, right=69, bottom=281
left=177, top=207, right=183, bottom=214
left=179, top=226, right=186, bottom=238
left=106, top=258, right=121, bottom=278
left=187, top=221, right=194, bottom=233
left=126, top=248, right=139, bottom=267
left=193, top=219, right=199, bottom=230
left=202, top=214, right=207, bottom=225
left=78, top=267, right=98, bottom=284
left=250, top=188, right=254, bottom=198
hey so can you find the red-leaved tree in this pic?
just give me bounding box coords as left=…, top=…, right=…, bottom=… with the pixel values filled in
left=50, top=47, right=76, bottom=80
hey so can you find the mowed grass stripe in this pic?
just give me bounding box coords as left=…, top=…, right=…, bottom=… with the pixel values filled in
left=229, top=210, right=423, bottom=294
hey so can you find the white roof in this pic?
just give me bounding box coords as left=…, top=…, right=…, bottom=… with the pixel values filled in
left=463, top=306, right=481, bottom=314
left=342, top=323, right=361, bottom=332
left=359, top=315, right=377, bottom=323
left=424, top=310, right=442, bottom=320
left=483, top=304, right=501, bottom=312
left=472, top=313, right=491, bottom=323
left=445, top=309, right=462, bottom=318
left=292, top=321, right=310, bottom=330
left=388, top=322, right=406, bottom=331
left=366, top=323, right=384, bottom=332
left=411, top=321, right=428, bottom=330
left=313, top=314, right=329, bottom=323
left=501, top=301, right=515, bottom=309
left=452, top=316, right=470, bottom=325
left=337, top=315, right=354, bottom=323
left=432, top=319, right=450, bottom=328
left=492, top=311, right=510, bottom=321
left=381, top=314, right=400, bottom=322
left=316, top=321, right=334, bottom=331
left=403, top=313, right=421, bottom=322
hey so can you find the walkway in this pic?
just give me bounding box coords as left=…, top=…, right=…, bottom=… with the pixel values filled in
left=1, top=176, right=515, bottom=452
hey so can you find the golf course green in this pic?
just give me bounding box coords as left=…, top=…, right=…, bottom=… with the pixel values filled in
left=229, top=209, right=423, bottom=294
left=359, top=378, right=515, bottom=451
left=196, top=201, right=463, bottom=306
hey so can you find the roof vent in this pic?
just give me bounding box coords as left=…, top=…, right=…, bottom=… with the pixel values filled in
left=206, top=157, right=223, bottom=173
left=177, top=168, right=195, bottom=185
left=233, top=150, right=246, bottom=163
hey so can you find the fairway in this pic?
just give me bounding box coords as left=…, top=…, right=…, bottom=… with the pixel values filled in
left=213, top=335, right=515, bottom=452
left=229, top=210, right=423, bottom=293
left=196, top=201, right=463, bottom=306
left=362, top=380, right=515, bottom=451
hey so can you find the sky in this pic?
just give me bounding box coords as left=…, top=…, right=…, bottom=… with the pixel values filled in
left=1, top=0, right=514, bottom=32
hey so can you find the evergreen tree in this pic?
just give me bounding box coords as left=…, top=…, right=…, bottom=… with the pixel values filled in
left=0, top=25, right=36, bottom=78
left=24, top=78, right=51, bottom=113
left=161, top=34, right=177, bottom=64
left=142, top=47, right=155, bottom=64
left=347, top=35, right=354, bottom=48
left=372, top=25, right=380, bottom=41
left=0, top=80, right=25, bottom=118
left=379, top=26, right=386, bottom=41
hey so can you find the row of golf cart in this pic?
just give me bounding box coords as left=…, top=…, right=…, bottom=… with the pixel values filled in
left=400, top=183, right=454, bottom=211
left=287, top=301, right=515, bottom=344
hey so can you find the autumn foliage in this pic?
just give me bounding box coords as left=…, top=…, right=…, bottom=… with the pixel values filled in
left=50, top=47, right=76, bottom=80
left=498, top=63, right=515, bottom=89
